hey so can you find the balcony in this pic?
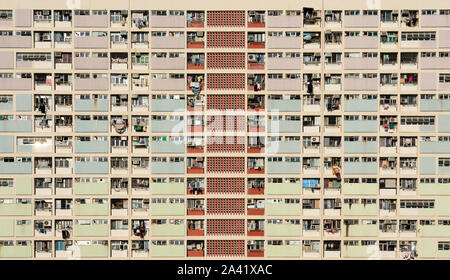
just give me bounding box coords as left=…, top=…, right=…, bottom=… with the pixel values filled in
left=74, top=161, right=109, bottom=174
left=151, top=182, right=184, bottom=195
left=74, top=57, right=108, bottom=70
left=343, top=162, right=377, bottom=175
left=151, top=161, right=184, bottom=174
left=74, top=77, right=108, bottom=91
left=267, top=57, right=301, bottom=70
left=266, top=15, right=301, bottom=28
left=267, top=162, right=301, bottom=174
left=74, top=14, right=108, bottom=27
left=74, top=36, right=108, bottom=49
left=151, top=36, right=185, bottom=49
left=151, top=56, right=184, bottom=70
left=0, top=11, right=12, bottom=27
left=267, top=37, right=302, bottom=49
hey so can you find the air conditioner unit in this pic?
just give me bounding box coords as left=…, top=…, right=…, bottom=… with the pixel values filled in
left=311, top=137, right=320, bottom=143
left=132, top=243, right=139, bottom=249
left=44, top=220, right=50, bottom=226
left=17, top=158, right=22, bottom=162
left=54, top=52, right=62, bottom=57
left=56, top=178, right=63, bottom=183
left=196, top=32, right=204, bottom=37
left=248, top=54, right=257, bottom=62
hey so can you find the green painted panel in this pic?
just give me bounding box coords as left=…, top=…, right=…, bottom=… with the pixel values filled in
left=343, top=183, right=378, bottom=195
left=343, top=204, right=378, bottom=216
left=0, top=246, right=32, bottom=258
left=0, top=220, right=14, bottom=237
left=151, top=183, right=185, bottom=195
left=267, top=245, right=301, bottom=257
left=0, top=204, right=32, bottom=216
left=78, top=245, right=108, bottom=258
left=418, top=240, right=437, bottom=259
left=15, top=177, right=32, bottom=195
left=151, top=224, right=185, bottom=236
left=266, top=183, right=301, bottom=195
left=151, top=204, right=185, bottom=216
left=15, top=224, right=32, bottom=237
left=266, top=203, right=301, bottom=216
left=266, top=224, right=301, bottom=237
left=437, top=198, right=450, bottom=216
left=419, top=225, right=450, bottom=237
left=347, top=224, right=378, bottom=237
left=419, top=183, right=450, bottom=196
left=74, top=204, right=109, bottom=216
left=151, top=245, right=185, bottom=257
left=74, top=224, right=109, bottom=237
left=74, top=182, right=109, bottom=195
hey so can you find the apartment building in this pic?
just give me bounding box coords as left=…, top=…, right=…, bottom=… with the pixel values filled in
left=0, top=0, right=450, bottom=260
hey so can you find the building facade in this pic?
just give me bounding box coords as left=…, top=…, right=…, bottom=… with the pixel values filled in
left=0, top=0, right=450, bottom=259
